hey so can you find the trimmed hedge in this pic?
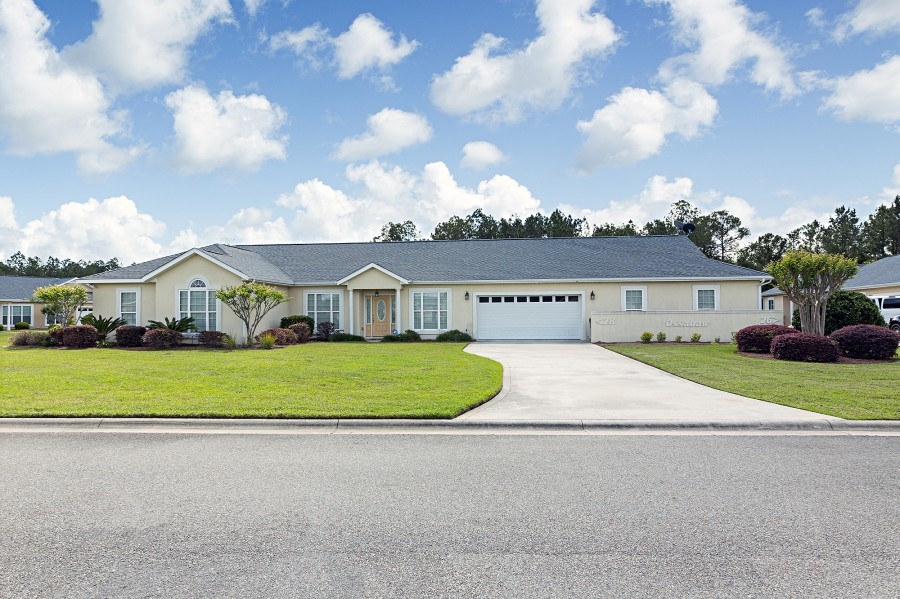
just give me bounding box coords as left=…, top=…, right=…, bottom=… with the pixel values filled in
left=435, top=329, right=473, bottom=342
left=115, top=325, right=146, bottom=347
left=11, top=331, right=50, bottom=347
left=315, top=321, right=336, bottom=341
left=830, top=325, right=900, bottom=360
left=771, top=333, right=839, bottom=363
left=48, top=326, right=64, bottom=346
left=14, top=321, right=30, bottom=330
left=61, top=325, right=99, bottom=349
left=330, top=332, right=366, bottom=342
left=381, top=330, right=422, bottom=343
left=288, top=322, right=311, bottom=343
left=256, top=328, right=298, bottom=345
left=281, top=315, right=315, bottom=331
left=735, top=324, right=796, bottom=353
left=143, top=328, right=182, bottom=349
left=198, top=330, right=227, bottom=347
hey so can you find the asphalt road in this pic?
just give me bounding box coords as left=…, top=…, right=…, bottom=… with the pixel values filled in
left=1, top=433, right=897, bottom=598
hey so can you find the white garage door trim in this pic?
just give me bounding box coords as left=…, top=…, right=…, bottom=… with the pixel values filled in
left=475, top=293, right=584, bottom=340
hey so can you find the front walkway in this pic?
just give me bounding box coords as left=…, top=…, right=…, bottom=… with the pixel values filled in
left=460, top=342, right=844, bottom=423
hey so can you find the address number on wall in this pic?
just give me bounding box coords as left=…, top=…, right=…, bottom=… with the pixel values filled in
left=594, top=318, right=616, bottom=325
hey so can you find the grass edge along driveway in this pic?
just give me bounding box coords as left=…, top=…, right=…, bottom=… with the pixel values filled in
left=604, top=342, right=899, bottom=420
left=1, top=341, right=503, bottom=419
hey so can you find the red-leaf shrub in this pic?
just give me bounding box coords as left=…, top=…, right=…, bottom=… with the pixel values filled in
left=143, top=328, right=182, bottom=349
left=48, top=326, right=64, bottom=346
left=315, top=321, right=335, bottom=341
left=255, top=328, right=298, bottom=345
left=735, top=324, right=796, bottom=353
left=61, top=325, right=99, bottom=349
left=830, top=325, right=900, bottom=360
left=198, top=330, right=227, bottom=347
left=288, top=322, right=311, bottom=343
left=771, top=333, right=839, bottom=363
left=115, top=326, right=146, bottom=347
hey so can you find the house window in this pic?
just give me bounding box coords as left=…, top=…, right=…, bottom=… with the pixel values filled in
left=2, top=305, right=32, bottom=328
left=307, top=292, right=341, bottom=329
left=693, top=285, right=720, bottom=311
left=178, top=280, right=217, bottom=331
left=767, top=298, right=775, bottom=310
left=117, top=290, right=139, bottom=325
left=621, top=287, right=646, bottom=311
left=412, top=290, right=448, bottom=331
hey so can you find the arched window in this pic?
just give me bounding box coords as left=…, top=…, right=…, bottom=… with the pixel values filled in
left=179, top=280, right=216, bottom=331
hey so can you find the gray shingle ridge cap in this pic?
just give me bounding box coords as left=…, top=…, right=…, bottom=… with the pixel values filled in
left=234, top=234, right=685, bottom=248
left=198, top=244, right=293, bottom=284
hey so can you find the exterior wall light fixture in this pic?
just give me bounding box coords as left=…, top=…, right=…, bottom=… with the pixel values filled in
left=465, top=291, right=470, bottom=300
left=590, top=291, right=595, bottom=300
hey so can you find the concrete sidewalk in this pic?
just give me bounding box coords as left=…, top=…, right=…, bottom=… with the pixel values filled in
left=460, top=342, right=850, bottom=423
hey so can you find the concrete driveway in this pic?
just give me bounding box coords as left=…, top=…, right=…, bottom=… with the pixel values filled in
left=460, top=342, right=843, bottom=423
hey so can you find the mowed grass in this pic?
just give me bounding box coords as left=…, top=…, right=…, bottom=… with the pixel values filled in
left=0, top=337, right=502, bottom=418
left=604, top=342, right=899, bottom=420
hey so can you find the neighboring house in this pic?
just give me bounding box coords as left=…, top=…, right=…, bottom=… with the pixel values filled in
left=80, top=236, right=773, bottom=343
left=761, top=287, right=792, bottom=327
left=843, top=254, right=900, bottom=320
left=0, top=276, right=93, bottom=330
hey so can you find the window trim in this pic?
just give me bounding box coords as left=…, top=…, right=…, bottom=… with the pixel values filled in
left=410, top=288, right=451, bottom=333
left=620, top=286, right=647, bottom=311
left=767, top=298, right=775, bottom=311
left=693, top=285, right=720, bottom=311
left=2, top=304, right=33, bottom=329
left=116, top=288, right=140, bottom=326
left=176, top=278, right=220, bottom=332
left=305, top=290, right=344, bottom=330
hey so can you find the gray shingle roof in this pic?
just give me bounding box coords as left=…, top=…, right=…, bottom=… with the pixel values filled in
left=761, top=287, right=783, bottom=297
left=0, top=276, right=72, bottom=301
left=81, top=236, right=769, bottom=284
left=844, top=255, right=900, bottom=290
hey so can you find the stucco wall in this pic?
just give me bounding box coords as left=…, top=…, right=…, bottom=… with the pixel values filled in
left=590, top=310, right=779, bottom=343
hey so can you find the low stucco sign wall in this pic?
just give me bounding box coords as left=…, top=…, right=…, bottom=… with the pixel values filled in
left=590, top=310, right=781, bottom=343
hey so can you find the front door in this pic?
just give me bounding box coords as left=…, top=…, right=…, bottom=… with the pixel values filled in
left=366, top=295, right=394, bottom=337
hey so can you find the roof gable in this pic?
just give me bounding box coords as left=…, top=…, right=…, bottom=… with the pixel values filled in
left=844, top=255, right=900, bottom=290
left=0, top=276, right=74, bottom=301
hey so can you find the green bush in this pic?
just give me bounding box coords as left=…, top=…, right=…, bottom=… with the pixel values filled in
left=435, top=329, right=473, bottom=342
left=656, top=331, right=666, bottom=342
left=674, top=335, right=682, bottom=343
left=14, top=321, right=30, bottom=330
left=380, top=334, right=400, bottom=343
left=690, top=333, right=702, bottom=343
left=640, top=331, right=652, bottom=343
left=398, top=329, right=421, bottom=342
left=143, top=328, right=182, bottom=349
left=281, top=314, right=315, bottom=330
left=61, top=325, right=99, bottom=349
left=330, top=332, right=366, bottom=342
left=792, top=290, right=885, bottom=334
left=257, top=332, right=276, bottom=349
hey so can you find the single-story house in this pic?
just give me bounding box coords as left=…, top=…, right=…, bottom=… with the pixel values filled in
left=761, top=287, right=791, bottom=326
left=0, top=275, right=93, bottom=330
left=843, top=254, right=900, bottom=320
left=79, top=235, right=774, bottom=343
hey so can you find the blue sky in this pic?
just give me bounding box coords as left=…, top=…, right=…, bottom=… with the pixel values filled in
left=0, top=0, right=898, bottom=263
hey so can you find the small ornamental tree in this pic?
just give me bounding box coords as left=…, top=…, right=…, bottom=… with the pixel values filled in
left=215, top=281, right=289, bottom=344
left=33, top=285, right=90, bottom=327
left=768, top=251, right=858, bottom=337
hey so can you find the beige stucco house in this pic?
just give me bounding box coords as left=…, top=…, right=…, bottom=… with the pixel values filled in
left=79, top=236, right=774, bottom=343
left=843, top=254, right=900, bottom=320
left=0, top=275, right=93, bottom=329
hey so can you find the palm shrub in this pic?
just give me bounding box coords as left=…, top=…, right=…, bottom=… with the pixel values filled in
left=288, top=322, right=311, bottom=343
left=61, top=325, right=99, bottom=349
left=147, top=316, right=197, bottom=332
left=771, top=333, right=838, bottom=363
left=830, top=325, right=899, bottom=360
left=143, top=328, right=182, bottom=349
left=735, top=324, right=796, bottom=353
left=80, top=314, right=127, bottom=342
left=115, top=325, right=146, bottom=347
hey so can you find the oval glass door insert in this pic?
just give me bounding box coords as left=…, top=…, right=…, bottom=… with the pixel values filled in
left=376, top=299, right=386, bottom=321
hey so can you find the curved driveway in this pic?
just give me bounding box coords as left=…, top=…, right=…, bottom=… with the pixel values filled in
left=460, top=342, right=843, bottom=424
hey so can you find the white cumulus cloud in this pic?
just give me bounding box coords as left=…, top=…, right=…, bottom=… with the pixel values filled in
left=333, top=108, right=432, bottom=162
left=165, top=85, right=288, bottom=173
left=835, top=0, right=900, bottom=39
left=575, top=79, right=717, bottom=170
left=431, top=0, right=619, bottom=123
left=461, top=142, right=507, bottom=170
left=823, top=55, right=900, bottom=125
left=0, top=0, right=140, bottom=174
left=63, top=0, right=232, bottom=92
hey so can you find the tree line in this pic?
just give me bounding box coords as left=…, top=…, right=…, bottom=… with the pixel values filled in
left=0, top=252, right=121, bottom=278
left=374, top=195, right=900, bottom=271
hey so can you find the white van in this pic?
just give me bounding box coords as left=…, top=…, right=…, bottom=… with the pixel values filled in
left=871, top=296, right=900, bottom=321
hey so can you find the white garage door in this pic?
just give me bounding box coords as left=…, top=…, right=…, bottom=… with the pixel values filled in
left=476, top=294, right=583, bottom=340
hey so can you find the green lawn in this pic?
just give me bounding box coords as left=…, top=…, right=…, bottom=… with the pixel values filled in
left=604, top=342, right=900, bottom=420
left=1, top=337, right=502, bottom=418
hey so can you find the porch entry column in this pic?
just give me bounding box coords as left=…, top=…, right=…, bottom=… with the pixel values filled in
left=348, top=288, right=354, bottom=335
left=395, top=286, right=401, bottom=333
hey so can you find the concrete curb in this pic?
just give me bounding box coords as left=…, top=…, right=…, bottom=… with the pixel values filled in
left=0, top=417, right=897, bottom=433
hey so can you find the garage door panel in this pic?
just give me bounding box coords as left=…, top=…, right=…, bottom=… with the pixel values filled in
left=477, top=296, right=583, bottom=340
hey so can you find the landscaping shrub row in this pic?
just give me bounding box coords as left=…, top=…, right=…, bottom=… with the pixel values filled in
left=736, top=323, right=899, bottom=362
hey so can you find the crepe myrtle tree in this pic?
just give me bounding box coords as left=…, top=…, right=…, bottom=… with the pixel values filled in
left=215, top=281, right=289, bottom=344
left=32, top=284, right=90, bottom=326
left=768, top=251, right=858, bottom=337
